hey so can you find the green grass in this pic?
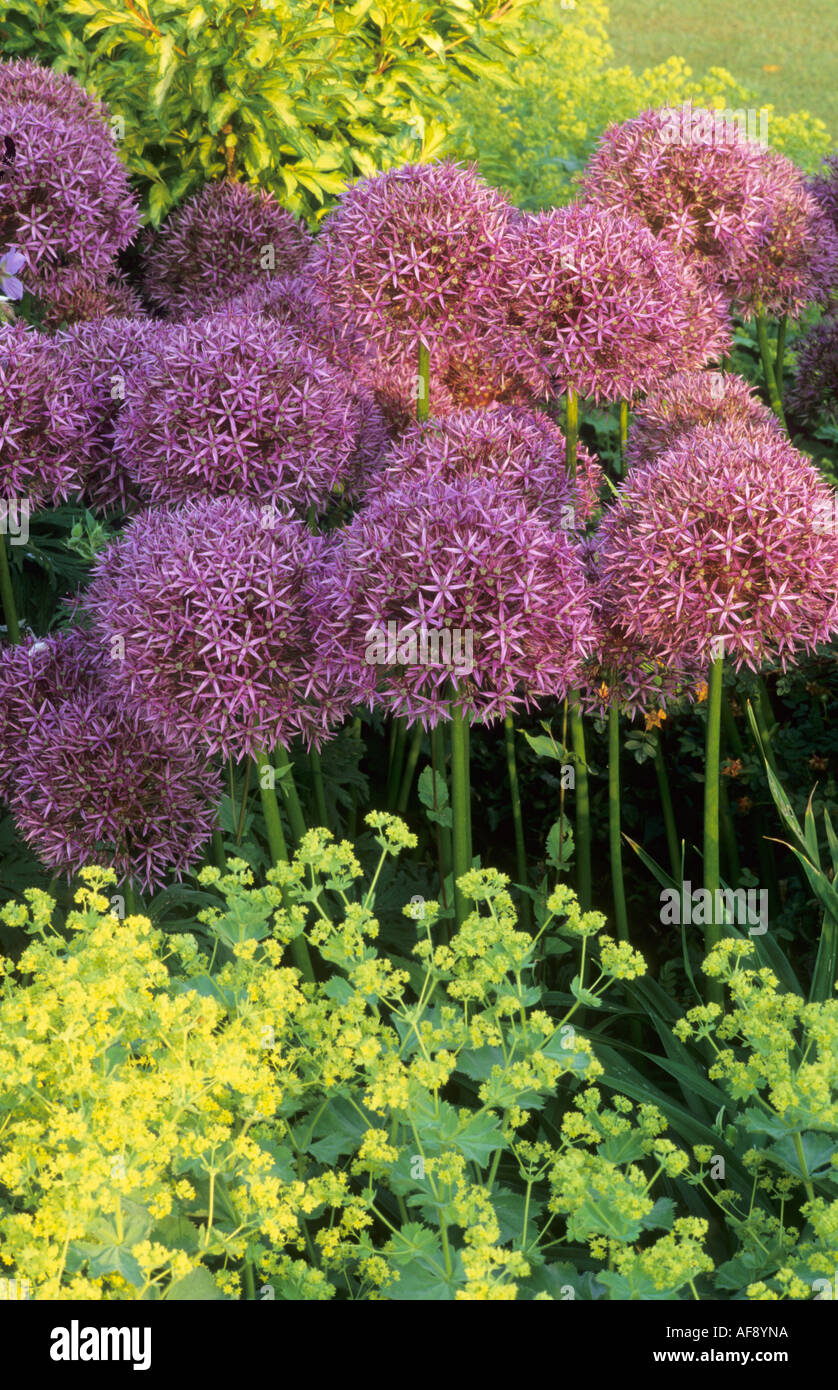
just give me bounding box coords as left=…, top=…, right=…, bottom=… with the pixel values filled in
left=609, top=0, right=838, bottom=139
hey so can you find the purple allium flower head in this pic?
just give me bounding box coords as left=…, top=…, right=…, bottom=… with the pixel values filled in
left=38, top=268, right=146, bottom=331
left=309, top=160, right=514, bottom=356
left=0, top=59, right=111, bottom=135
left=142, top=181, right=311, bottom=319
left=0, top=101, right=140, bottom=305
left=114, top=313, right=383, bottom=512
left=583, top=106, right=838, bottom=319
left=488, top=203, right=731, bottom=402
left=57, top=317, right=157, bottom=514
left=0, top=246, right=24, bottom=300
left=625, top=368, right=781, bottom=469
left=810, top=156, right=838, bottom=236
left=10, top=694, right=220, bottom=890
left=0, top=627, right=100, bottom=798
left=597, top=422, right=838, bottom=671
left=0, top=321, right=96, bottom=508
left=332, top=474, right=595, bottom=726
left=83, top=497, right=353, bottom=760
left=787, top=312, right=838, bottom=428
left=224, top=271, right=355, bottom=363
left=368, top=406, right=602, bottom=529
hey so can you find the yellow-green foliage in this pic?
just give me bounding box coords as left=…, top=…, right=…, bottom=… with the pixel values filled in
left=449, top=0, right=834, bottom=209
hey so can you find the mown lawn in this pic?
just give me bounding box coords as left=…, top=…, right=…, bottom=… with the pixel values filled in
left=609, top=0, right=838, bottom=139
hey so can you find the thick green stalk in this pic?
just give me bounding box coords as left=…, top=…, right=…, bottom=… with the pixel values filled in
left=703, top=655, right=725, bottom=1005
left=719, top=778, right=741, bottom=888
left=449, top=704, right=472, bottom=930
left=774, top=314, right=787, bottom=400
left=274, top=745, right=307, bottom=845
left=395, top=722, right=424, bottom=816
left=347, top=715, right=362, bottom=840
left=618, top=399, right=629, bottom=477
left=431, top=724, right=453, bottom=914
left=417, top=340, right=430, bottom=423
left=386, top=717, right=408, bottom=809
left=565, top=385, right=578, bottom=479
left=309, top=748, right=329, bottom=830
left=607, top=701, right=629, bottom=944
left=255, top=746, right=314, bottom=981
left=211, top=828, right=226, bottom=873
left=755, top=310, right=786, bottom=427
left=0, top=535, right=20, bottom=644
left=569, top=704, right=591, bottom=910
left=503, top=716, right=532, bottom=932
left=652, top=730, right=681, bottom=884
left=124, top=881, right=136, bottom=916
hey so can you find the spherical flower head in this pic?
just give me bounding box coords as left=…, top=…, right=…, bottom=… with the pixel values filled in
left=224, top=271, right=355, bottom=363
left=583, top=107, right=838, bottom=319
left=489, top=203, right=730, bottom=402
left=141, top=180, right=311, bottom=319
left=333, top=474, right=595, bottom=726
left=597, top=422, right=838, bottom=671
left=368, top=405, right=602, bottom=529
left=114, top=312, right=382, bottom=512
left=37, top=268, right=146, bottom=331
left=810, top=155, right=838, bottom=235
left=57, top=316, right=157, bottom=514
left=787, top=312, right=838, bottom=429
left=0, top=100, right=140, bottom=303
left=626, top=368, right=781, bottom=468
left=0, top=321, right=95, bottom=507
left=83, top=497, right=353, bottom=760
left=0, top=628, right=100, bottom=798
left=309, top=160, right=514, bottom=356
left=9, top=693, right=220, bottom=890
left=0, top=59, right=111, bottom=134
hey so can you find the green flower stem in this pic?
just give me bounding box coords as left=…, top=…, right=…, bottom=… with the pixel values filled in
left=386, top=717, right=408, bottom=809
left=274, top=745, right=307, bottom=845
left=618, top=398, right=628, bottom=477
left=309, top=748, right=329, bottom=830
left=395, top=721, right=424, bottom=816
left=792, top=1131, right=816, bottom=1206
left=124, top=881, right=136, bottom=916
left=565, top=385, right=578, bottom=479
left=449, top=703, right=472, bottom=930
left=755, top=310, right=786, bottom=427
left=774, top=314, right=787, bottom=400
left=569, top=703, right=591, bottom=910
left=0, top=534, right=20, bottom=644
left=703, top=654, right=725, bottom=1005
left=504, top=715, right=532, bottom=932
left=255, top=746, right=314, bottom=982
left=417, top=340, right=430, bottom=423
left=347, top=715, right=362, bottom=840
left=431, top=724, right=453, bottom=915
left=607, top=700, right=629, bottom=944
left=719, top=778, right=741, bottom=887
left=211, top=828, right=226, bottom=872
left=652, top=729, right=681, bottom=884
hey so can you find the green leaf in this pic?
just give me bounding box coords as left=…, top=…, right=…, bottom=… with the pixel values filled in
left=417, top=766, right=452, bottom=827
left=166, top=1266, right=225, bottom=1300
left=570, top=974, right=602, bottom=1009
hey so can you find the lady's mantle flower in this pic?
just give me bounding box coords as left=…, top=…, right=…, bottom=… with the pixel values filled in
left=333, top=474, right=595, bottom=725
left=368, top=406, right=602, bottom=528
left=625, top=369, right=781, bottom=468
left=0, top=247, right=24, bottom=301
left=9, top=694, right=220, bottom=890
left=309, top=160, right=514, bottom=355
left=114, top=313, right=383, bottom=512
left=83, top=497, right=352, bottom=759
left=142, top=180, right=311, bottom=319
left=489, top=203, right=730, bottom=402
left=597, top=422, right=838, bottom=670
